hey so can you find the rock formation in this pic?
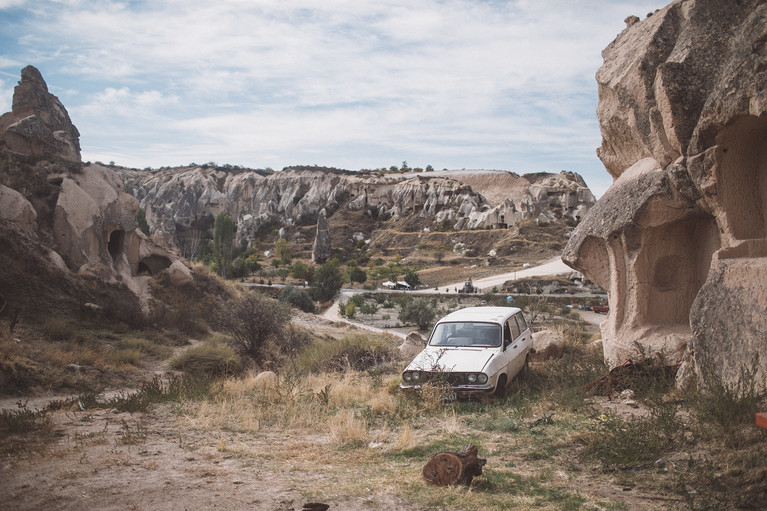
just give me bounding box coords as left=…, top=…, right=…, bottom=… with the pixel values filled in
left=563, top=0, right=767, bottom=390
left=0, top=66, right=183, bottom=311
left=312, top=208, right=332, bottom=263
left=119, top=165, right=594, bottom=252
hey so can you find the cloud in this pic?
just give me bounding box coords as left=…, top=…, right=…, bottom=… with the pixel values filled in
left=1, top=0, right=662, bottom=193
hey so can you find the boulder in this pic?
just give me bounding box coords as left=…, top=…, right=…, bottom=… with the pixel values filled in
left=529, top=329, right=565, bottom=361
left=165, top=259, right=193, bottom=286
left=399, top=331, right=426, bottom=359
left=564, top=0, right=767, bottom=390
left=0, top=184, right=37, bottom=230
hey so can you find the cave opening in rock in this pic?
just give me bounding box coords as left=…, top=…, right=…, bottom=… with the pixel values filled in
left=717, top=115, right=767, bottom=240
left=137, top=255, right=172, bottom=275
left=107, top=230, right=125, bottom=260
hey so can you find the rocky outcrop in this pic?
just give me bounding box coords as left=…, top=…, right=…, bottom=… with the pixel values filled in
left=564, top=0, right=767, bottom=390
left=0, top=65, right=80, bottom=162
left=0, top=66, right=185, bottom=311
left=120, top=166, right=594, bottom=251
left=312, top=208, right=332, bottom=264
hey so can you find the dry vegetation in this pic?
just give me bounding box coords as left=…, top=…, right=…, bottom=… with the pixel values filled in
left=2, top=306, right=765, bottom=510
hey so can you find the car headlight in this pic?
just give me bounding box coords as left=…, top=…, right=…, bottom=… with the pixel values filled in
left=412, top=371, right=421, bottom=381
left=403, top=372, right=412, bottom=382
left=478, top=373, right=488, bottom=384
left=467, top=373, right=477, bottom=383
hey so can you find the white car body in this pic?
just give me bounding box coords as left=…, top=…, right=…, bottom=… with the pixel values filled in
left=401, top=306, right=533, bottom=395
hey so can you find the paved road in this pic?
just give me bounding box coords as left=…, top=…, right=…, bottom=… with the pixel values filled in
left=422, top=256, right=574, bottom=294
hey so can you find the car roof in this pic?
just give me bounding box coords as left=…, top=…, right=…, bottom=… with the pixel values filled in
left=436, top=306, right=521, bottom=325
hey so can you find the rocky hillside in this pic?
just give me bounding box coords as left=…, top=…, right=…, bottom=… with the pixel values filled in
left=0, top=66, right=190, bottom=317
left=564, top=0, right=767, bottom=390
left=119, top=164, right=595, bottom=254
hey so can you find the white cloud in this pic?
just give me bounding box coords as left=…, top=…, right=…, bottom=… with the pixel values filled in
left=5, top=0, right=663, bottom=189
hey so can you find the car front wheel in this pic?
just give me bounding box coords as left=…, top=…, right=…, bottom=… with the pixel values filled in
left=493, top=374, right=508, bottom=398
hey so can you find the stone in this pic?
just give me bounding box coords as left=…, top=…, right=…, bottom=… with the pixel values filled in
left=399, top=331, right=426, bottom=359
left=0, top=184, right=37, bottom=230
left=564, top=0, right=767, bottom=390
left=253, top=370, right=278, bottom=389
left=165, top=259, right=193, bottom=286
left=312, top=208, right=332, bottom=264
left=529, top=329, right=565, bottom=361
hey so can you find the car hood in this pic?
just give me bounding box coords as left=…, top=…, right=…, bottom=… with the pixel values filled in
left=405, top=346, right=494, bottom=373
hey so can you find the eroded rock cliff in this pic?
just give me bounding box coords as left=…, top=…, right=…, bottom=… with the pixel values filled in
left=120, top=165, right=594, bottom=253
left=0, top=66, right=182, bottom=312
left=563, top=0, right=767, bottom=390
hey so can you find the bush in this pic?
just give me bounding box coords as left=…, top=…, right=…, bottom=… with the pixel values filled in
left=279, top=284, right=315, bottom=313
left=170, top=341, right=241, bottom=377
left=217, top=291, right=291, bottom=365
left=42, top=318, right=76, bottom=342
left=398, top=297, right=436, bottom=330
left=296, top=334, right=397, bottom=373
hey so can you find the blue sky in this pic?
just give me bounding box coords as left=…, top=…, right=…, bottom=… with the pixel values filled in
left=0, top=0, right=663, bottom=197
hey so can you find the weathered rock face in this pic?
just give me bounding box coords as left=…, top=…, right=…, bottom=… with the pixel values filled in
left=0, top=66, right=183, bottom=310
left=0, top=65, right=81, bottom=162
left=564, top=0, right=767, bottom=389
left=312, top=208, right=332, bottom=264
left=121, top=165, right=594, bottom=252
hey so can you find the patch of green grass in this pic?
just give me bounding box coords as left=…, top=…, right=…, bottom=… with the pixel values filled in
left=387, top=434, right=483, bottom=460
left=0, top=401, right=51, bottom=435
left=119, top=337, right=173, bottom=359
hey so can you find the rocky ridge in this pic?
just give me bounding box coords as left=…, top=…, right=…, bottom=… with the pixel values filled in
left=564, top=0, right=767, bottom=390
left=119, top=165, right=595, bottom=252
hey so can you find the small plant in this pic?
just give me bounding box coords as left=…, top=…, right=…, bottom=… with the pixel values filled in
left=0, top=401, right=51, bottom=435
left=42, top=317, right=76, bottom=341
left=171, top=341, right=242, bottom=377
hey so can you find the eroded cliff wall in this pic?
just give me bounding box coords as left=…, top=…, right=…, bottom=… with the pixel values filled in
left=563, top=0, right=767, bottom=390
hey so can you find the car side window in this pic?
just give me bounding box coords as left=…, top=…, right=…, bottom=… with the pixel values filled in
left=508, top=317, right=521, bottom=340
left=514, top=313, right=528, bottom=333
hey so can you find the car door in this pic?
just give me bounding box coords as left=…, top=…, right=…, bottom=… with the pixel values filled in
left=508, top=312, right=532, bottom=375
left=503, top=316, right=524, bottom=376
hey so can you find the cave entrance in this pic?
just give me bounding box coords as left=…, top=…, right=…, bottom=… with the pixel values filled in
left=137, top=255, right=172, bottom=275
left=717, top=115, right=767, bottom=240
left=107, top=230, right=126, bottom=260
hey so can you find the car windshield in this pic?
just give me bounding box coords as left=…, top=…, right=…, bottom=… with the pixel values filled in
left=429, top=321, right=501, bottom=347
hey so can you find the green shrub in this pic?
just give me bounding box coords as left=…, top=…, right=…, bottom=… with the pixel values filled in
left=279, top=284, right=315, bottom=313
left=295, top=334, right=397, bottom=373
left=171, top=341, right=241, bottom=377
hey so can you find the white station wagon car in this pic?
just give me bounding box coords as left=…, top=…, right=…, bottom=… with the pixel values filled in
left=401, top=306, right=533, bottom=397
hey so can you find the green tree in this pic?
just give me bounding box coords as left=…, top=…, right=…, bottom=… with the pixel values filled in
left=399, top=297, right=436, bottom=330
left=213, top=212, right=234, bottom=278
left=275, top=237, right=291, bottom=259
left=135, top=207, right=150, bottom=236
left=290, top=261, right=310, bottom=281
left=348, top=265, right=367, bottom=284
left=404, top=269, right=421, bottom=289
left=311, top=260, right=344, bottom=302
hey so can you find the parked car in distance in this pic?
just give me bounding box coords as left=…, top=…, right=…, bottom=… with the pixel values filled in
left=401, top=306, right=533, bottom=398
left=592, top=305, right=609, bottom=314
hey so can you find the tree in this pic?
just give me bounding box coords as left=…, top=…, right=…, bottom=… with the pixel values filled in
left=404, top=270, right=421, bottom=289
left=290, top=261, right=310, bottom=281
left=218, top=291, right=291, bottom=366
left=213, top=212, right=234, bottom=278
left=399, top=297, right=436, bottom=330
left=310, top=260, right=344, bottom=302
left=275, top=237, right=291, bottom=259
left=135, top=207, right=150, bottom=236
left=425, top=164, right=434, bottom=172
left=348, top=265, right=367, bottom=284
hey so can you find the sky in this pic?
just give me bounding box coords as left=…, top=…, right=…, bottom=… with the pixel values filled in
left=0, top=0, right=664, bottom=198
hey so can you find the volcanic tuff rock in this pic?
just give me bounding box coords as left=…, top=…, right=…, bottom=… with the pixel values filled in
left=312, top=208, right=332, bottom=264
left=563, top=0, right=767, bottom=390
left=0, top=66, right=182, bottom=309
left=120, top=166, right=594, bottom=252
